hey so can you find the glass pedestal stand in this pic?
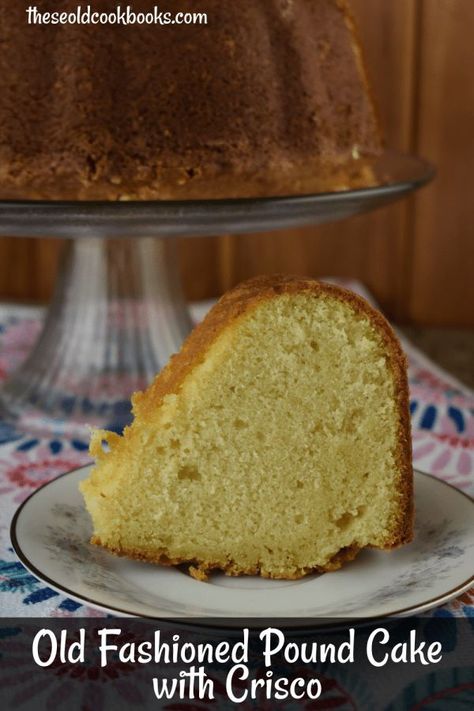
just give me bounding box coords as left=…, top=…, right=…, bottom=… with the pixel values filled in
left=0, top=152, right=434, bottom=436
left=0, top=238, right=191, bottom=436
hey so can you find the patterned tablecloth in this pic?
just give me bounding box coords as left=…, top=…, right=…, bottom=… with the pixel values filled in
left=0, top=283, right=473, bottom=618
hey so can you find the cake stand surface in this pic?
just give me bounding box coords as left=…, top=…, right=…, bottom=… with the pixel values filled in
left=0, top=153, right=434, bottom=437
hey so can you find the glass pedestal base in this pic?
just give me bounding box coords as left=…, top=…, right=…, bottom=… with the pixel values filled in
left=0, top=238, right=192, bottom=437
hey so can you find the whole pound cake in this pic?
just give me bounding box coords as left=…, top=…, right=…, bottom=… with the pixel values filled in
left=0, top=0, right=381, bottom=199
left=80, top=276, right=413, bottom=580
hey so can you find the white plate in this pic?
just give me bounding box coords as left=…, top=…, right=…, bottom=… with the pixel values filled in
left=11, top=466, right=473, bottom=623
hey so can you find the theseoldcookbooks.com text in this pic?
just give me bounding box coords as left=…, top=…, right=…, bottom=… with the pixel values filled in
left=26, top=5, right=208, bottom=26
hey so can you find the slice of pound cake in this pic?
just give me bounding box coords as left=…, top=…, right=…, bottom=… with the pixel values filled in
left=80, top=276, right=413, bottom=580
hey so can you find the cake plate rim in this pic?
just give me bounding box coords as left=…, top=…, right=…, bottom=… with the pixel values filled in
left=0, top=151, right=435, bottom=238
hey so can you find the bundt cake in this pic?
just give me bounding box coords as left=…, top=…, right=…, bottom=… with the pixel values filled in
left=80, top=275, right=413, bottom=580
left=0, top=0, right=382, bottom=200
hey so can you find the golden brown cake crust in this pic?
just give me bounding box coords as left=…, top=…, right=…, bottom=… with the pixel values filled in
left=0, top=0, right=382, bottom=200
left=91, top=275, right=414, bottom=579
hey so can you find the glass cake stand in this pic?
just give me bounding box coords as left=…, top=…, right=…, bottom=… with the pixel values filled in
left=0, top=152, right=434, bottom=437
